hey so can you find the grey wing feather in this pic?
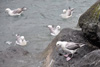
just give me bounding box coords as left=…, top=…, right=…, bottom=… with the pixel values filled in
left=66, top=43, right=80, bottom=50
left=13, top=9, right=22, bottom=14
left=68, top=11, right=72, bottom=16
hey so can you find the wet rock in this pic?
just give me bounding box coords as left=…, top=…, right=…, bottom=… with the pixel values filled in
left=78, top=0, right=100, bottom=48
left=42, top=28, right=97, bottom=67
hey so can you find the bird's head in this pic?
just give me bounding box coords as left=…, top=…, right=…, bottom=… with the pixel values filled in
left=56, top=41, right=63, bottom=47
left=63, top=9, right=67, bottom=13
left=56, top=25, right=61, bottom=30
left=5, top=8, right=11, bottom=12
left=22, top=7, right=27, bottom=11
left=20, top=36, right=25, bottom=40
left=56, top=41, right=68, bottom=48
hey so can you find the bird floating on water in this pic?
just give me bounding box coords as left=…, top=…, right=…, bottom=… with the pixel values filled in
left=60, top=7, right=74, bottom=19
left=15, top=34, right=28, bottom=46
left=48, top=25, right=61, bottom=36
left=56, top=41, right=85, bottom=61
left=5, top=7, right=27, bottom=16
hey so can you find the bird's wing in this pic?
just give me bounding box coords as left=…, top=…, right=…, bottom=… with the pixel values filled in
left=66, top=42, right=80, bottom=50
left=68, top=10, right=72, bottom=16
left=13, top=8, right=22, bottom=14
left=65, top=10, right=71, bottom=16
left=71, top=8, right=74, bottom=11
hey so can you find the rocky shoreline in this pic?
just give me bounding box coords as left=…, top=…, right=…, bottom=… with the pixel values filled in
left=42, top=0, right=100, bottom=67
left=42, top=28, right=99, bottom=67
left=1, top=28, right=100, bottom=67
left=0, top=0, right=100, bottom=67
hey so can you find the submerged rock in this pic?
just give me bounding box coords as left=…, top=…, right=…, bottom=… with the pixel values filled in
left=78, top=0, right=100, bottom=48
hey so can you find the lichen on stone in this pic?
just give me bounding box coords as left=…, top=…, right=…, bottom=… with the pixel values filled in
left=78, top=1, right=100, bottom=28
left=78, top=0, right=100, bottom=48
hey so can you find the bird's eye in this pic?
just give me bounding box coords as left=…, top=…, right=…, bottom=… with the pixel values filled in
left=56, top=44, right=59, bottom=46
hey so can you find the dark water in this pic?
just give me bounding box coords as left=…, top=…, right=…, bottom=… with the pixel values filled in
left=0, top=0, right=96, bottom=67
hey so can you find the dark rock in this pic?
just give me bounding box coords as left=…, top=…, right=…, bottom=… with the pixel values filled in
left=72, top=50, right=100, bottom=67
left=43, top=1, right=100, bottom=67
left=42, top=28, right=97, bottom=67
left=78, top=0, right=100, bottom=48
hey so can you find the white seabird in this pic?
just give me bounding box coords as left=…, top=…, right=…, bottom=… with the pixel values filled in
left=5, top=7, right=27, bottom=16
left=60, top=7, right=74, bottom=19
left=56, top=41, right=85, bottom=61
left=15, top=34, right=28, bottom=46
left=48, top=25, right=61, bottom=36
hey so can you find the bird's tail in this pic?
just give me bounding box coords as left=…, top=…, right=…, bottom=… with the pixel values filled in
left=79, top=43, right=85, bottom=47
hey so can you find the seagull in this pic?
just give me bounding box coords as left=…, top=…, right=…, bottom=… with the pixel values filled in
left=48, top=25, right=61, bottom=36
left=56, top=41, right=85, bottom=61
left=15, top=34, right=28, bottom=46
left=5, top=7, right=27, bottom=16
left=60, top=7, right=74, bottom=19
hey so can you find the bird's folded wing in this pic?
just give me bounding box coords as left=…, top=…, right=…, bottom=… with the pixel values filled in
left=13, top=8, right=22, bottom=14
left=66, top=43, right=80, bottom=50
left=67, top=11, right=71, bottom=16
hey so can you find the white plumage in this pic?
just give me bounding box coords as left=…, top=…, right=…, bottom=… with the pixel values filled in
left=56, top=41, right=85, bottom=61
left=60, top=7, right=74, bottom=19
left=5, top=7, right=27, bottom=16
left=15, top=34, right=28, bottom=46
left=48, top=25, right=61, bottom=36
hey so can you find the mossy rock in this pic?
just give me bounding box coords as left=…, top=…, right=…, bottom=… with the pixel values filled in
left=78, top=0, right=100, bottom=28
left=78, top=0, right=100, bottom=48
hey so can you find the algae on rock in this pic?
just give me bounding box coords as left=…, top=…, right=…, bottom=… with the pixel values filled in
left=78, top=0, right=100, bottom=28
left=78, top=0, right=100, bottom=48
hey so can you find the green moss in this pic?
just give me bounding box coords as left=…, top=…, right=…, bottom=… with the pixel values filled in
left=78, top=1, right=100, bottom=28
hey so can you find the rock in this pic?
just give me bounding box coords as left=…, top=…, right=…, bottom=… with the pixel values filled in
left=78, top=0, right=100, bottom=28
left=42, top=1, right=100, bottom=66
left=78, top=0, right=100, bottom=48
left=72, top=50, right=100, bottom=67
left=42, top=28, right=97, bottom=67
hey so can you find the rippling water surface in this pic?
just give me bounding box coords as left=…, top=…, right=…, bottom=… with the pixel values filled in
left=0, top=0, right=96, bottom=66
